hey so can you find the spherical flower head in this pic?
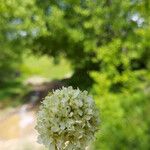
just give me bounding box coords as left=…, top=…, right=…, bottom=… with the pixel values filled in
left=35, top=86, right=100, bottom=150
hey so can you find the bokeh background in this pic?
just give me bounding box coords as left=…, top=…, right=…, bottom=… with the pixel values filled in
left=0, top=0, right=150, bottom=150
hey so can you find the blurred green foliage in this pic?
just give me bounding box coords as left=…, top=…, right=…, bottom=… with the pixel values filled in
left=0, top=0, right=150, bottom=149
left=92, top=69, right=150, bottom=149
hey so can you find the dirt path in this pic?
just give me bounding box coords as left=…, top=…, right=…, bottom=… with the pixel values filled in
left=0, top=105, right=45, bottom=150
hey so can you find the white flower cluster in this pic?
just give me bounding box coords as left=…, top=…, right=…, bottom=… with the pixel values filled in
left=35, top=86, right=99, bottom=150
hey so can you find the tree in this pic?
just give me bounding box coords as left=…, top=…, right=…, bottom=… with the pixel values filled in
left=23, top=0, right=150, bottom=88
left=0, top=1, right=23, bottom=83
left=1, top=0, right=150, bottom=88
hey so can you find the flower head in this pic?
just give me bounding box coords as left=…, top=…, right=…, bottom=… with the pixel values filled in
left=35, top=86, right=99, bottom=150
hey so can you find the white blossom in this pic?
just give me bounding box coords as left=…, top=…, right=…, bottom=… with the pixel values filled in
left=35, top=86, right=100, bottom=150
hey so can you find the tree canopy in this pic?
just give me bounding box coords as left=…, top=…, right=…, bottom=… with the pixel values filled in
left=1, top=0, right=150, bottom=87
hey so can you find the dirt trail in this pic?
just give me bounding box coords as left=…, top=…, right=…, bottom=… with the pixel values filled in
left=0, top=107, right=45, bottom=150
left=0, top=78, right=67, bottom=150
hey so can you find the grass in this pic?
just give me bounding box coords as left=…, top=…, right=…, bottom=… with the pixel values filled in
left=19, top=54, right=72, bottom=80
